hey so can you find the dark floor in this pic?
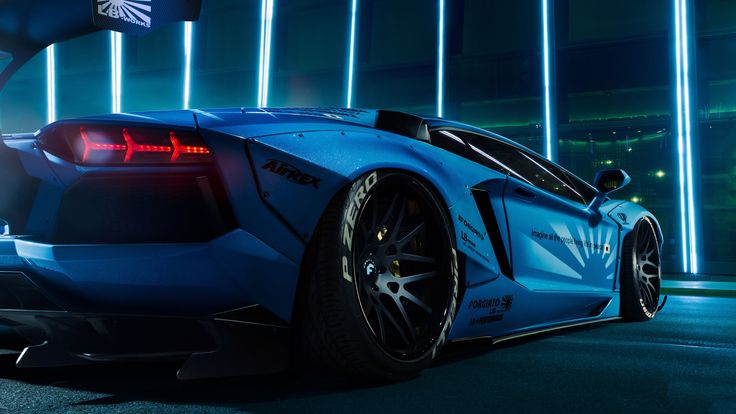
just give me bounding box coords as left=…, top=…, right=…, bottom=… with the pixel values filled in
left=0, top=295, right=735, bottom=413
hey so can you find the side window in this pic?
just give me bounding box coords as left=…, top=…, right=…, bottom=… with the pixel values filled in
left=448, top=130, right=592, bottom=205
left=431, top=129, right=520, bottom=176
left=513, top=150, right=590, bottom=205
left=428, top=130, right=476, bottom=162
left=558, top=168, right=598, bottom=205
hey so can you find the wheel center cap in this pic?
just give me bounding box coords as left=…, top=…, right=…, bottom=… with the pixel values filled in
left=363, top=258, right=378, bottom=280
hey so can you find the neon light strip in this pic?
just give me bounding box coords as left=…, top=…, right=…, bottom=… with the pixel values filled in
left=183, top=22, right=193, bottom=110
left=680, top=0, right=697, bottom=274
left=542, top=0, right=553, bottom=161
left=346, top=0, right=358, bottom=108
left=257, top=0, right=275, bottom=108
left=111, top=32, right=123, bottom=113
left=46, top=44, right=56, bottom=124
left=436, top=0, right=445, bottom=117
left=674, top=0, right=688, bottom=272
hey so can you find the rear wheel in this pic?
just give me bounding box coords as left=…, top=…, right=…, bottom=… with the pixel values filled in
left=299, top=171, right=458, bottom=380
left=620, top=217, right=661, bottom=321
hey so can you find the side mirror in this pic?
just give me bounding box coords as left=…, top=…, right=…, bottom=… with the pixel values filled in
left=589, top=169, right=631, bottom=212
left=0, top=219, right=8, bottom=236
left=593, top=169, right=631, bottom=194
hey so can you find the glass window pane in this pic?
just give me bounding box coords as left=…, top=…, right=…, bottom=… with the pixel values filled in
left=0, top=53, right=46, bottom=133
left=446, top=0, right=544, bottom=154
left=429, top=129, right=476, bottom=161
left=555, top=0, right=676, bottom=270
left=190, top=0, right=261, bottom=108
left=696, top=0, right=736, bottom=274
left=270, top=0, right=348, bottom=107
left=354, top=0, right=437, bottom=114
left=123, top=25, right=184, bottom=112
left=57, top=32, right=111, bottom=119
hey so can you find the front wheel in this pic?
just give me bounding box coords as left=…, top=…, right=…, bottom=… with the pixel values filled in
left=620, top=217, right=661, bottom=321
left=300, top=171, right=458, bottom=380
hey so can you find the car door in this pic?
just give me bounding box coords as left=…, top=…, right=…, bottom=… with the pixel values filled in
left=460, top=132, right=619, bottom=292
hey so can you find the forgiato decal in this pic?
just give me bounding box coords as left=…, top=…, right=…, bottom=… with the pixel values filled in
left=97, top=0, right=152, bottom=28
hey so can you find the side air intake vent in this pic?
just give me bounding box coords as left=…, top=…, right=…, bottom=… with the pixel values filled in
left=471, top=188, right=513, bottom=279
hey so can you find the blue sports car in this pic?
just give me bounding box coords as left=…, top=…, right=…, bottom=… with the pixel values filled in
left=0, top=1, right=663, bottom=380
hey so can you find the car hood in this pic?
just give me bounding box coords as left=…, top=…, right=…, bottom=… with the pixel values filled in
left=0, top=0, right=201, bottom=92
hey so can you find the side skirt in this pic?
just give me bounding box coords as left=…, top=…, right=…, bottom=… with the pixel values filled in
left=452, top=316, right=621, bottom=344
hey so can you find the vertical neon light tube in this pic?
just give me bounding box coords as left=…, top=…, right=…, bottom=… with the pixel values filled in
left=346, top=0, right=358, bottom=108
left=674, top=0, right=698, bottom=273
left=111, top=32, right=123, bottom=113
left=542, top=0, right=554, bottom=161
left=46, top=44, right=57, bottom=124
left=680, top=0, right=698, bottom=273
left=183, top=21, right=193, bottom=110
left=257, top=0, right=275, bottom=108
left=674, top=0, right=689, bottom=272
left=436, top=0, right=445, bottom=118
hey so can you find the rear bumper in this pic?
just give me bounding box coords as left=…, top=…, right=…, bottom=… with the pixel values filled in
left=0, top=309, right=290, bottom=379
left=0, top=228, right=300, bottom=321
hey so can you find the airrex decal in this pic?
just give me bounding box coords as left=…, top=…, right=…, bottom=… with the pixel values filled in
left=261, top=159, right=323, bottom=189
left=97, top=0, right=152, bottom=29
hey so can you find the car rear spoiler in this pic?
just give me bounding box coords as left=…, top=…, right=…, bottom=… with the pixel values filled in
left=0, top=0, right=202, bottom=92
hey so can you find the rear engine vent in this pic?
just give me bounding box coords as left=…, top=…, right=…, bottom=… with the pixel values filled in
left=52, top=173, right=237, bottom=244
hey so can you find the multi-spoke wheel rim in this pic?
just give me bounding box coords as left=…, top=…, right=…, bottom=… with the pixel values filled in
left=351, top=178, right=452, bottom=360
left=634, top=220, right=661, bottom=316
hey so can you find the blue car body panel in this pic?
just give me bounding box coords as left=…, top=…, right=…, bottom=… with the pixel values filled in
left=0, top=107, right=662, bottom=362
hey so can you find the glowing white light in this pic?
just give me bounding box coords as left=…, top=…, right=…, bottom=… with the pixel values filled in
left=257, top=0, right=275, bottom=108
left=674, top=0, right=698, bottom=273
left=111, top=31, right=123, bottom=113
left=542, top=0, right=554, bottom=161
left=680, top=0, right=697, bottom=274
left=436, top=0, right=445, bottom=117
left=46, top=44, right=56, bottom=124
left=346, top=0, right=358, bottom=108
left=674, top=0, right=688, bottom=272
left=183, top=21, right=193, bottom=110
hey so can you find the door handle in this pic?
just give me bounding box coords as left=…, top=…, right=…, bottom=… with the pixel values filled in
left=513, top=187, right=537, bottom=199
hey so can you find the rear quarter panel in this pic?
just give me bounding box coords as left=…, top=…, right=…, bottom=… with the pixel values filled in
left=243, top=126, right=508, bottom=284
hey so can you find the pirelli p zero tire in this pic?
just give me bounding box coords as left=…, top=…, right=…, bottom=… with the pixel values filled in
left=620, top=217, right=661, bottom=321
left=300, top=171, right=459, bottom=381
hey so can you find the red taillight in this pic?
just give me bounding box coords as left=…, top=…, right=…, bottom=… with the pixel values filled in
left=40, top=124, right=213, bottom=165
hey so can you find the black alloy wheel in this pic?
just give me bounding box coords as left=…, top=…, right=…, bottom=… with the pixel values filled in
left=352, top=174, right=454, bottom=360
left=299, top=171, right=458, bottom=380
left=620, top=217, right=661, bottom=321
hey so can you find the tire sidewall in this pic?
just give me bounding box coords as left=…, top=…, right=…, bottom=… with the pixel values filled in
left=336, top=171, right=458, bottom=376
left=621, top=217, right=661, bottom=321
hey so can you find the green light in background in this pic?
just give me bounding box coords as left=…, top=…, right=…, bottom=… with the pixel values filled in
left=655, top=170, right=666, bottom=178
